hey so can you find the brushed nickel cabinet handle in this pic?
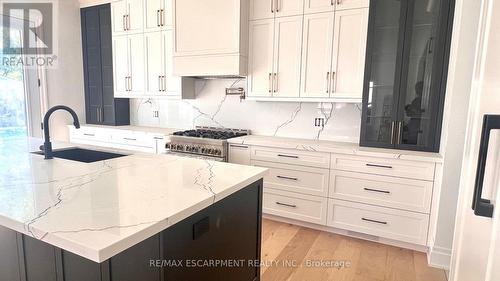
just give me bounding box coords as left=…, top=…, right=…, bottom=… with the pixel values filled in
left=123, top=15, right=126, bottom=31
left=331, top=0, right=334, bottom=6
left=162, top=76, right=166, bottom=92
left=157, top=10, right=160, bottom=27
left=337, top=0, right=342, bottom=5
left=271, top=0, right=274, bottom=13
left=363, top=188, right=391, bottom=194
left=362, top=218, right=388, bottom=225
left=158, top=75, right=162, bottom=91
left=397, top=122, right=403, bottom=144
left=275, top=0, right=280, bottom=12
left=277, top=175, right=298, bottom=181
left=276, top=202, right=297, bottom=208
left=274, top=73, right=278, bottom=92
left=161, top=9, right=165, bottom=26
left=83, top=133, right=95, bottom=137
left=125, top=77, right=128, bottom=91
left=366, top=163, right=393, bottom=169
left=129, top=76, right=132, bottom=91
left=124, top=137, right=137, bottom=141
left=268, top=73, right=272, bottom=93
left=390, top=121, right=396, bottom=144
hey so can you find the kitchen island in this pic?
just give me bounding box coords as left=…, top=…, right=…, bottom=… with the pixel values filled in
left=0, top=138, right=267, bottom=281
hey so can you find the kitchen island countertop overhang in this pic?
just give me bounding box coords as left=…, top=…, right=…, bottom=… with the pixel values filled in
left=0, top=138, right=268, bottom=263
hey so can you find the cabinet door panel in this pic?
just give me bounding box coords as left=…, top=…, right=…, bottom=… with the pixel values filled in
left=304, top=0, right=334, bottom=14
left=248, top=19, right=275, bottom=97
left=360, top=0, right=404, bottom=148
left=128, top=34, right=145, bottom=94
left=144, top=0, right=163, bottom=32
left=127, top=0, right=144, bottom=33
left=335, top=0, right=369, bottom=10
left=111, top=0, right=127, bottom=35
left=331, top=8, right=368, bottom=99
left=112, top=35, right=129, bottom=96
left=0, top=226, right=21, bottom=281
left=163, top=29, right=182, bottom=95
left=275, top=0, right=304, bottom=18
left=145, top=32, right=164, bottom=94
left=396, top=0, right=449, bottom=152
left=250, top=0, right=274, bottom=20
left=300, top=12, right=334, bottom=98
left=273, top=16, right=303, bottom=97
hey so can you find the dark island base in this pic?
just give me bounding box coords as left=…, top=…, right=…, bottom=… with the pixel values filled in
left=0, top=179, right=263, bottom=281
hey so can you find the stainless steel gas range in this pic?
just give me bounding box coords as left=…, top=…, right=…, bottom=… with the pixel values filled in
left=165, top=126, right=249, bottom=162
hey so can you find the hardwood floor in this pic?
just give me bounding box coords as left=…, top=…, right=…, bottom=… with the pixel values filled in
left=260, top=219, right=448, bottom=281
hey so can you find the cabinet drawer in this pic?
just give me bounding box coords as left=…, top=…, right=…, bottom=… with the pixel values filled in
left=329, top=170, right=433, bottom=213
left=70, top=127, right=110, bottom=143
left=254, top=160, right=329, bottom=197
left=331, top=154, right=435, bottom=181
left=327, top=199, right=429, bottom=245
left=251, top=146, right=330, bottom=168
left=229, top=144, right=251, bottom=165
left=111, top=131, right=155, bottom=148
left=263, top=189, right=327, bottom=225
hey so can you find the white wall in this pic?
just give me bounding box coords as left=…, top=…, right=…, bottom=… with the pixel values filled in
left=130, top=79, right=362, bottom=142
left=428, top=0, right=482, bottom=268
left=45, top=0, right=85, bottom=141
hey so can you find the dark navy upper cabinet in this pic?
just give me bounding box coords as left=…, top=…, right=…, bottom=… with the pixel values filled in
left=81, top=4, right=129, bottom=126
left=360, top=0, right=455, bottom=152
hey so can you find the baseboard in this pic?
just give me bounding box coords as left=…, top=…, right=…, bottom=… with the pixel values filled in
left=427, top=244, right=452, bottom=270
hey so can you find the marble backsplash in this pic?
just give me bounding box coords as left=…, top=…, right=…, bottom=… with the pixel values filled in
left=130, top=79, right=362, bottom=143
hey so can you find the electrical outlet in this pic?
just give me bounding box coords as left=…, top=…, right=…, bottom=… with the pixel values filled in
left=314, top=118, right=325, bottom=127
left=153, top=111, right=159, bottom=118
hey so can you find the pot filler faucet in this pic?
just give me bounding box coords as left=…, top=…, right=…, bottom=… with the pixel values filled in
left=40, top=105, right=80, bottom=159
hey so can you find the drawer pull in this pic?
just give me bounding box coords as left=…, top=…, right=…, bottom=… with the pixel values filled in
left=366, top=163, right=393, bottom=169
left=276, top=175, right=298, bottom=181
left=123, top=137, right=137, bottom=141
left=153, top=137, right=164, bottom=140
left=83, top=133, right=95, bottom=137
left=276, top=202, right=297, bottom=208
left=363, top=188, right=391, bottom=194
left=277, top=154, right=299, bottom=159
left=361, top=218, right=388, bottom=225
left=230, top=145, right=249, bottom=149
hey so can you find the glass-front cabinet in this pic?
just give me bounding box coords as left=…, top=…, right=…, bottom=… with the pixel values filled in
left=360, top=0, right=455, bottom=152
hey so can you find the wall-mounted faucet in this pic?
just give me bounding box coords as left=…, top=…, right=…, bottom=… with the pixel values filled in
left=40, top=105, right=80, bottom=159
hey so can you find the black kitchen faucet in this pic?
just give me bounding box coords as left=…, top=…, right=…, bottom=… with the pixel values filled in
left=41, top=105, right=80, bottom=159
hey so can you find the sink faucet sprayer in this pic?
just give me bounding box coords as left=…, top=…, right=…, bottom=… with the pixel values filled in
left=40, top=105, right=80, bottom=159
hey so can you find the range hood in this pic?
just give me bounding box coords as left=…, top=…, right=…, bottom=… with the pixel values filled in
left=173, top=0, right=248, bottom=78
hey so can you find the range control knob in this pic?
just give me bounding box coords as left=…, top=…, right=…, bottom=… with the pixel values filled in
left=215, top=149, right=222, bottom=156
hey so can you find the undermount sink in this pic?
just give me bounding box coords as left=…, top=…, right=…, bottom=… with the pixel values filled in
left=32, top=148, right=128, bottom=163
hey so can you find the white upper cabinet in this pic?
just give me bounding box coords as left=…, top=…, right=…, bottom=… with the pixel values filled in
left=304, top=0, right=334, bottom=14
left=274, top=0, right=304, bottom=18
left=144, top=0, right=173, bottom=32
left=300, top=12, right=334, bottom=98
left=330, top=8, right=368, bottom=99
left=250, top=0, right=275, bottom=20
left=127, top=33, right=145, bottom=94
left=111, top=0, right=128, bottom=35
left=272, top=16, right=303, bottom=98
left=112, top=35, right=129, bottom=96
left=173, top=0, right=248, bottom=76
left=335, top=0, right=369, bottom=10
left=111, top=0, right=144, bottom=35
left=145, top=31, right=164, bottom=94
left=248, top=19, right=275, bottom=97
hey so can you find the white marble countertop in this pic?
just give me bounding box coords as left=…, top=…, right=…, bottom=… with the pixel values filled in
left=228, top=135, right=443, bottom=163
left=0, top=137, right=267, bottom=263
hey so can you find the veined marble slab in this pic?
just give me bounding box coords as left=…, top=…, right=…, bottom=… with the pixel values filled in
left=0, top=138, right=267, bottom=262
left=228, top=135, right=443, bottom=163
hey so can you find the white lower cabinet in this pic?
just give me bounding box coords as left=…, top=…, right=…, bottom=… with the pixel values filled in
left=263, top=189, right=328, bottom=225
left=69, top=126, right=166, bottom=154
left=228, top=142, right=439, bottom=249
left=254, top=160, right=329, bottom=197
left=327, top=199, right=430, bottom=245
left=329, top=170, right=433, bottom=213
